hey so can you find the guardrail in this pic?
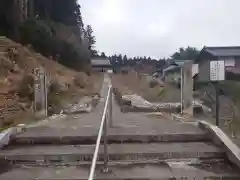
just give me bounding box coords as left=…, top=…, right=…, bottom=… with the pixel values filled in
left=88, top=85, right=113, bottom=180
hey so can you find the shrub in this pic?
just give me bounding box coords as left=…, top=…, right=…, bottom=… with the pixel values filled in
left=18, top=74, right=34, bottom=100
left=48, top=81, right=62, bottom=94
left=74, top=76, right=86, bottom=89
left=47, top=81, right=64, bottom=114
left=48, top=93, right=62, bottom=107
left=157, top=88, right=165, bottom=97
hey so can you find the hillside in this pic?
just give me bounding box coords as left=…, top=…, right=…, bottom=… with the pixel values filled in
left=0, top=37, right=102, bottom=128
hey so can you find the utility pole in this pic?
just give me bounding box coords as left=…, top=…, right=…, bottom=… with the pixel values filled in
left=214, top=82, right=220, bottom=126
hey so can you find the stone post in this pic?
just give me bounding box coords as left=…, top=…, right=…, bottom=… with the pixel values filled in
left=182, top=60, right=193, bottom=116
left=34, top=67, right=48, bottom=118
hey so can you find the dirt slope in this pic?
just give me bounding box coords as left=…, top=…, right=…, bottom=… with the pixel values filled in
left=111, top=72, right=165, bottom=102
left=0, top=37, right=102, bottom=128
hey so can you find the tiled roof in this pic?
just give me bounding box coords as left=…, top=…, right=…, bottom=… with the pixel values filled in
left=163, top=65, right=180, bottom=73
left=204, top=46, right=240, bottom=57
left=91, top=57, right=111, bottom=66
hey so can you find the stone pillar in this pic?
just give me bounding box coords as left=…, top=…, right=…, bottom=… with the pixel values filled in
left=182, top=60, right=193, bottom=115
left=34, top=67, right=48, bottom=118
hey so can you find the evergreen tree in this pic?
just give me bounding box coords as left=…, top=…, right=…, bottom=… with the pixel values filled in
left=84, top=25, right=96, bottom=56
left=34, top=0, right=84, bottom=27
left=101, top=52, right=106, bottom=57
left=123, top=55, right=128, bottom=65
left=117, top=54, right=123, bottom=65
left=171, top=46, right=199, bottom=60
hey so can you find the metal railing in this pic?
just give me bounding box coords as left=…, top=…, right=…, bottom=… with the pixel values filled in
left=88, top=85, right=113, bottom=180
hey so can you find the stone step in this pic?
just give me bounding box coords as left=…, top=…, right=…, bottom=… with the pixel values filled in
left=12, top=128, right=209, bottom=145
left=7, top=158, right=228, bottom=167
left=0, top=143, right=224, bottom=163
left=0, top=160, right=239, bottom=180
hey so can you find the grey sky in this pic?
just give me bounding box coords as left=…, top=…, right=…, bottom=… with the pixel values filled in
left=80, top=0, right=240, bottom=59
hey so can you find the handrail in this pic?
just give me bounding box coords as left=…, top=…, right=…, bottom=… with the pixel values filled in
left=88, top=85, right=112, bottom=180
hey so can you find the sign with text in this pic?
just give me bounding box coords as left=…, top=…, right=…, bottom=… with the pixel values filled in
left=210, top=61, right=225, bottom=81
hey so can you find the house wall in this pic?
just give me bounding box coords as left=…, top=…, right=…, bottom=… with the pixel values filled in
left=198, top=55, right=240, bottom=79
left=196, top=51, right=218, bottom=81
left=235, top=58, right=240, bottom=72
left=198, top=59, right=210, bottom=81
left=197, top=48, right=240, bottom=79
left=224, top=57, right=240, bottom=75
left=218, top=57, right=236, bottom=67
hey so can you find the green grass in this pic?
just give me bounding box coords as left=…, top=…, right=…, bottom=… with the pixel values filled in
left=157, top=88, right=165, bottom=98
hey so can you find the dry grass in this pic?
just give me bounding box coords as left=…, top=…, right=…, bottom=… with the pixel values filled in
left=0, top=37, right=103, bottom=128
left=111, top=72, right=164, bottom=102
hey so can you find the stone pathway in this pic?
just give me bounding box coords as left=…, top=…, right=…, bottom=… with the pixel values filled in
left=22, top=74, right=110, bottom=130
left=1, top=74, right=240, bottom=180
left=20, top=74, right=204, bottom=136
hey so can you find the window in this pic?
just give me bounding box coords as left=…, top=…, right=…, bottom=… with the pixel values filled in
left=224, top=59, right=235, bottom=67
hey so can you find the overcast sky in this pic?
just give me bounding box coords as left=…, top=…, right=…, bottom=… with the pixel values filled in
left=80, top=0, right=240, bottom=59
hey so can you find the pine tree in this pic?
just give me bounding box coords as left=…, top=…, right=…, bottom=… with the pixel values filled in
left=123, top=55, right=128, bottom=65
left=84, top=25, right=96, bottom=56
left=101, top=52, right=106, bottom=57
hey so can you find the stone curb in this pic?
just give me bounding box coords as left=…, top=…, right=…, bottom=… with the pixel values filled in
left=0, top=114, right=67, bottom=149
left=198, top=121, right=240, bottom=169
left=0, top=127, right=18, bottom=149
left=2, top=151, right=224, bottom=163
left=121, top=105, right=180, bottom=113
left=13, top=133, right=208, bottom=145
left=26, top=114, right=67, bottom=128
left=0, top=95, right=100, bottom=149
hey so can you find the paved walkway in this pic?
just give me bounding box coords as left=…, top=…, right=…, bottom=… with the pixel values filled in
left=2, top=75, right=240, bottom=180
left=20, top=74, right=203, bottom=136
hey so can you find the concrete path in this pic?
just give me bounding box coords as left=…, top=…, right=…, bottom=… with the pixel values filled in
left=17, top=74, right=204, bottom=136
left=25, top=74, right=110, bottom=130
left=2, top=74, right=240, bottom=180
left=1, top=162, right=240, bottom=180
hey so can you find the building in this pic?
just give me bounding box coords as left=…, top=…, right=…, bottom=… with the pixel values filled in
left=91, top=57, right=112, bottom=72
left=195, top=46, right=240, bottom=81
left=156, top=60, right=191, bottom=82
left=162, top=61, right=181, bottom=82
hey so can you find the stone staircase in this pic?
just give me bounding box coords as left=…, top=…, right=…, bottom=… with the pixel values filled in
left=0, top=126, right=239, bottom=179
left=0, top=73, right=240, bottom=179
